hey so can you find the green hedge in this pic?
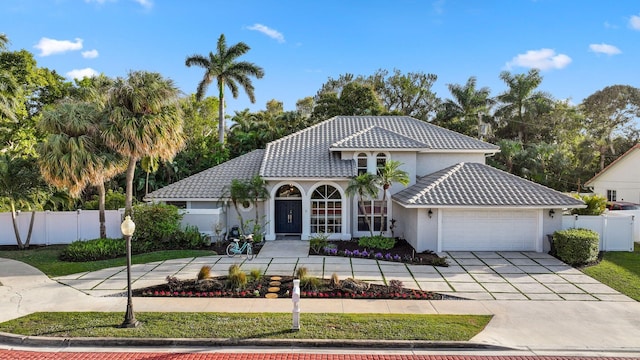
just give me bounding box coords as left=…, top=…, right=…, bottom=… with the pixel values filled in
left=60, top=238, right=126, bottom=262
left=553, top=228, right=600, bottom=266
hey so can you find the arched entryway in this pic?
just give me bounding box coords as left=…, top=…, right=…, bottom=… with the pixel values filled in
left=274, top=184, right=302, bottom=235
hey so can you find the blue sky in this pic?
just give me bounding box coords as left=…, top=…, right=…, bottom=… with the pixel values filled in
left=2, top=0, right=639, bottom=115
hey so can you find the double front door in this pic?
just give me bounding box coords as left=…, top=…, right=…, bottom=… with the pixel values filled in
left=275, top=200, right=302, bottom=234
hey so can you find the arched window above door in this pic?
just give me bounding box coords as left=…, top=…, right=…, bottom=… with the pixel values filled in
left=276, top=184, right=301, bottom=198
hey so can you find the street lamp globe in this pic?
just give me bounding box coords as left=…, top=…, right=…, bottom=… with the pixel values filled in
left=121, top=215, right=136, bottom=236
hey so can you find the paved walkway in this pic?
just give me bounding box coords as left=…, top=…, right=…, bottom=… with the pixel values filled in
left=53, top=242, right=632, bottom=302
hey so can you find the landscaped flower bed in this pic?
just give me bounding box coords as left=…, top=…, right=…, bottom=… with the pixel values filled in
left=134, top=274, right=445, bottom=300
left=311, top=238, right=448, bottom=266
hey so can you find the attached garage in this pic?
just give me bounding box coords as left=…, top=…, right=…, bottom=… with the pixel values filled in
left=440, top=209, right=540, bottom=251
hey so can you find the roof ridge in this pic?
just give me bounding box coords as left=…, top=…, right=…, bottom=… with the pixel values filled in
left=330, top=125, right=377, bottom=147
left=408, top=162, right=465, bottom=204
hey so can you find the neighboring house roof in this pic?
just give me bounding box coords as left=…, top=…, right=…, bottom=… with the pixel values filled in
left=584, top=143, right=640, bottom=187
left=392, top=162, right=584, bottom=208
left=145, top=149, right=264, bottom=201
left=260, top=116, right=499, bottom=178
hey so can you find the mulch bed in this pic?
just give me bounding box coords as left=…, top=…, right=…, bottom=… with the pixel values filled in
left=134, top=275, right=445, bottom=300
left=312, top=238, right=448, bottom=266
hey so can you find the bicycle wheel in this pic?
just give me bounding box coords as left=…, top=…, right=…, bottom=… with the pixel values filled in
left=246, top=245, right=254, bottom=260
left=226, top=243, right=236, bottom=257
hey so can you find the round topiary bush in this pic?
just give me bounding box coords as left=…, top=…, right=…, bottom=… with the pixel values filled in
left=552, top=228, right=599, bottom=266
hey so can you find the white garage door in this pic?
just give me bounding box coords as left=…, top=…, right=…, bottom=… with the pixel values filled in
left=441, top=210, right=539, bottom=251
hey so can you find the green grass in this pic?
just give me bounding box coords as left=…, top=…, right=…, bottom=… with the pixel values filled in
left=582, top=242, right=640, bottom=301
left=0, top=245, right=215, bottom=277
left=0, top=312, right=491, bottom=340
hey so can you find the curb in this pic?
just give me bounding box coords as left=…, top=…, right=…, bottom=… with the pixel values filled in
left=0, top=332, right=513, bottom=350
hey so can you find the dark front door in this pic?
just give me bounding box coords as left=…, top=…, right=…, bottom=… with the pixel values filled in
left=275, top=200, right=302, bottom=234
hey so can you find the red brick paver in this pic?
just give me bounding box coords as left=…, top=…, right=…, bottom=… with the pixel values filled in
left=0, top=351, right=636, bottom=360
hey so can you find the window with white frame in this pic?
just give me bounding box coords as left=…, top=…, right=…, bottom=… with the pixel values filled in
left=311, top=185, right=342, bottom=234
left=357, top=153, right=368, bottom=175
left=376, top=153, right=387, bottom=175
left=607, top=189, right=617, bottom=202
left=357, top=200, right=386, bottom=232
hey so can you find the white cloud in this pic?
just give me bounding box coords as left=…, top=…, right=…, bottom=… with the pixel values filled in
left=506, top=48, right=572, bottom=71
left=589, top=43, right=621, bottom=55
left=81, top=49, right=99, bottom=59
left=66, top=68, right=99, bottom=80
left=630, top=15, right=640, bottom=30
left=432, top=0, right=445, bottom=15
left=34, top=37, right=83, bottom=56
left=247, top=24, right=285, bottom=43
left=133, top=0, right=153, bottom=9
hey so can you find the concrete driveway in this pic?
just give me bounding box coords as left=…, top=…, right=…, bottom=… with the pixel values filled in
left=53, top=249, right=632, bottom=302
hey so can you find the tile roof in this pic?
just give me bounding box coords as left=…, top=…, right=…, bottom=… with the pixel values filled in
left=261, top=116, right=499, bottom=178
left=330, top=126, right=429, bottom=150
left=392, top=162, right=584, bottom=208
left=144, top=149, right=264, bottom=200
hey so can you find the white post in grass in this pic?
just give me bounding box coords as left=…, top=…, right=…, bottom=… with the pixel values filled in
left=292, top=279, right=300, bottom=331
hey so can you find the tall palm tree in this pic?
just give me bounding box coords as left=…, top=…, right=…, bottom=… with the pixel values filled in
left=345, top=172, right=380, bottom=237
left=0, top=154, right=46, bottom=249
left=185, top=34, right=264, bottom=145
left=438, top=76, right=494, bottom=137
left=103, top=71, right=185, bottom=215
left=38, top=99, right=126, bottom=238
left=495, top=69, right=552, bottom=143
left=377, top=160, right=409, bottom=236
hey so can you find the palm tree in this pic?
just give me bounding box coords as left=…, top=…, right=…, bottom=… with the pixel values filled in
left=227, top=178, right=252, bottom=234
left=345, top=172, right=380, bottom=237
left=377, top=160, right=409, bottom=236
left=0, top=33, right=8, bottom=50
left=185, top=34, right=264, bottom=145
left=0, top=154, right=46, bottom=249
left=38, top=100, right=126, bottom=238
left=103, top=71, right=185, bottom=215
left=438, top=76, right=494, bottom=137
left=495, top=69, right=552, bottom=143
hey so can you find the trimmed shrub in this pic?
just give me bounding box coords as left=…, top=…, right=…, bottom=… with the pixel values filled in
left=132, top=203, right=183, bottom=252
left=358, top=235, right=396, bottom=250
left=60, top=238, right=126, bottom=262
left=553, top=228, right=600, bottom=266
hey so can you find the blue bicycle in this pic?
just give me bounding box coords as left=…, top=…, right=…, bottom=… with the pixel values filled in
left=226, top=234, right=255, bottom=260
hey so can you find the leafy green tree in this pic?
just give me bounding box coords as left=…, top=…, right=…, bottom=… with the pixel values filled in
left=295, top=96, right=314, bottom=117
left=185, top=34, right=265, bottom=145
left=371, top=69, right=440, bottom=121
left=38, top=99, right=126, bottom=238
left=266, top=99, right=283, bottom=115
left=435, top=76, right=494, bottom=137
left=581, top=85, right=640, bottom=170
left=103, top=71, right=185, bottom=216
left=376, top=160, right=409, bottom=236
left=494, top=69, right=553, bottom=143
left=345, top=172, right=380, bottom=237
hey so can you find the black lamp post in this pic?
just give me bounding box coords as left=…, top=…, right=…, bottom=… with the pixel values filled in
left=120, top=215, right=140, bottom=328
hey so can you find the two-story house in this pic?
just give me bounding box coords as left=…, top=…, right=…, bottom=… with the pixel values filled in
left=145, top=116, right=583, bottom=253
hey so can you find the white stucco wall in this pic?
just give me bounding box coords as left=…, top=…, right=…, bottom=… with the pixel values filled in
left=416, top=152, right=486, bottom=177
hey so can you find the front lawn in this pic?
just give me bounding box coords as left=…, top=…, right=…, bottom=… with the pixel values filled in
left=0, top=312, right=491, bottom=341
left=0, top=245, right=215, bottom=278
left=582, top=242, right=640, bottom=301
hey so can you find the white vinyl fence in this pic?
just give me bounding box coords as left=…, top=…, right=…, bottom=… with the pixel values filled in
left=0, top=208, right=226, bottom=246
left=561, top=212, right=636, bottom=252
